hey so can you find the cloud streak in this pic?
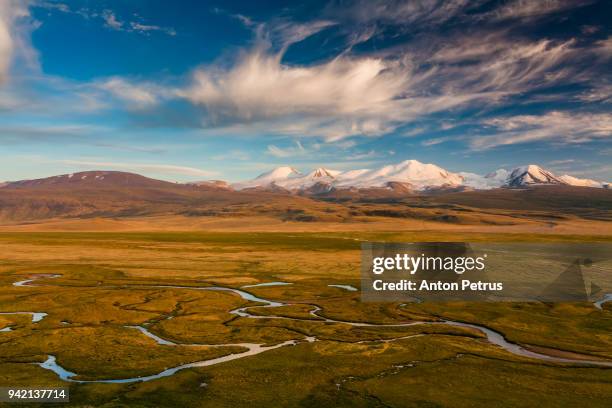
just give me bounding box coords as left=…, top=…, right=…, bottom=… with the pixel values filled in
left=34, top=3, right=177, bottom=36
left=471, top=111, right=612, bottom=149
left=266, top=141, right=307, bottom=158
left=488, top=0, right=593, bottom=21
left=58, top=160, right=217, bottom=177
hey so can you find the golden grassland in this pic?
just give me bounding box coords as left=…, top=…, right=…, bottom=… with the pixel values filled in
left=0, top=228, right=610, bottom=407
left=1, top=213, right=612, bottom=235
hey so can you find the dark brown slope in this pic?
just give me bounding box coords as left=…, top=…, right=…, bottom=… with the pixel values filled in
left=310, top=185, right=612, bottom=222
left=417, top=185, right=612, bottom=221
left=423, top=185, right=612, bottom=211
left=0, top=171, right=348, bottom=222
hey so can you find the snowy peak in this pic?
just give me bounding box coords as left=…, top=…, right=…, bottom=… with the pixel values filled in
left=308, top=168, right=339, bottom=179
left=507, top=165, right=563, bottom=187
left=233, top=160, right=464, bottom=192
left=485, top=169, right=509, bottom=181
left=231, top=166, right=301, bottom=190
left=188, top=180, right=232, bottom=190
left=233, top=161, right=610, bottom=192
left=462, top=164, right=609, bottom=189
left=257, top=166, right=301, bottom=181
left=342, top=160, right=463, bottom=189
left=558, top=174, right=606, bottom=188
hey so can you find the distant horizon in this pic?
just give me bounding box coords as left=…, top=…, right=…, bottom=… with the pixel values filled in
left=1, top=1, right=611, bottom=182
left=2, top=159, right=609, bottom=185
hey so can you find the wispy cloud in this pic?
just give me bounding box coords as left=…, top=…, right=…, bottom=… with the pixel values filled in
left=488, top=0, right=593, bottom=21
left=130, top=22, right=176, bottom=36
left=576, top=82, right=612, bottom=103
left=96, top=77, right=166, bottom=108
left=471, top=111, right=612, bottom=149
left=0, top=0, right=36, bottom=83
left=101, top=9, right=123, bottom=30
left=171, top=23, right=597, bottom=141
left=211, top=150, right=251, bottom=161
left=421, top=136, right=454, bottom=146
left=177, top=44, right=415, bottom=139
left=35, top=3, right=177, bottom=36
left=58, top=160, right=217, bottom=177
left=325, top=0, right=480, bottom=26
left=547, top=159, right=576, bottom=165
left=0, top=123, right=105, bottom=143
left=266, top=141, right=307, bottom=158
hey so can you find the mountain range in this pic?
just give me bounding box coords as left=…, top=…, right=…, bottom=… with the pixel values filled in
left=1, top=161, right=608, bottom=195
left=230, top=161, right=609, bottom=193
left=0, top=162, right=611, bottom=224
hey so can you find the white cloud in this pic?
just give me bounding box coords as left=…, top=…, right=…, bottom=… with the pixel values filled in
left=0, top=123, right=109, bottom=146
left=130, top=22, right=176, bottom=36
left=421, top=136, right=452, bottom=146
left=430, top=36, right=578, bottom=94
left=107, top=13, right=177, bottom=36
left=37, top=4, right=177, bottom=36
left=576, top=83, right=612, bottom=103
left=0, top=0, right=33, bottom=83
left=548, top=159, right=576, bottom=165
left=266, top=141, right=307, bottom=158
left=489, top=0, right=592, bottom=21
left=594, top=36, right=612, bottom=58
left=97, top=77, right=163, bottom=108
left=177, top=43, right=432, bottom=139
left=328, top=0, right=478, bottom=26
left=471, top=111, right=612, bottom=149
left=102, top=10, right=123, bottom=30
left=58, top=160, right=217, bottom=177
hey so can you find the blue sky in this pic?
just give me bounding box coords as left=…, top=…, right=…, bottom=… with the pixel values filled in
left=0, top=0, right=611, bottom=182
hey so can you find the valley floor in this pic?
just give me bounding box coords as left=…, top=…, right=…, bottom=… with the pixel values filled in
left=0, top=230, right=611, bottom=407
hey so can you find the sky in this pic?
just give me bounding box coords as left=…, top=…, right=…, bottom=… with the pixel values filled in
left=0, top=0, right=611, bottom=182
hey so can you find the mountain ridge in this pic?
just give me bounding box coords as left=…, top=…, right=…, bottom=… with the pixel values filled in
left=1, top=168, right=610, bottom=224
left=3, top=163, right=609, bottom=194
left=230, top=161, right=610, bottom=192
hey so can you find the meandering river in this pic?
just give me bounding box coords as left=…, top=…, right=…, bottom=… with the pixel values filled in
left=4, top=275, right=612, bottom=383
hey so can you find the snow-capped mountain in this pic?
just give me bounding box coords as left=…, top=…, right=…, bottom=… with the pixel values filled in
left=557, top=174, right=606, bottom=188
left=463, top=164, right=609, bottom=189
left=233, top=160, right=464, bottom=192
left=232, top=161, right=610, bottom=192
left=458, top=169, right=509, bottom=190
left=188, top=180, right=233, bottom=190
left=506, top=165, right=563, bottom=187
left=278, top=168, right=341, bottom=191
left=334, top=160, right=463, bottom=189
left=231, top=166, right=301, bottom=190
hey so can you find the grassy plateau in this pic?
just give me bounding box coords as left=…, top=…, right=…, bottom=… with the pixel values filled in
left=0, top=230, right=610, bottom=407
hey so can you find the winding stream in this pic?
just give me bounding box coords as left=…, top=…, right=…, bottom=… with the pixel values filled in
left=6, top=275, right=612, bottom=384
left=0, top=311, right=47, bottom=323
left=594, top=293, right=612, bottom=310
left=328, top=284, right=358, bottom=292
left=241, top=282, right=293, bottom=288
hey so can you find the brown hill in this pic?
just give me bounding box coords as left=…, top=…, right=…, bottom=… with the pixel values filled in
left=0, top=171, right=350, bottom=222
